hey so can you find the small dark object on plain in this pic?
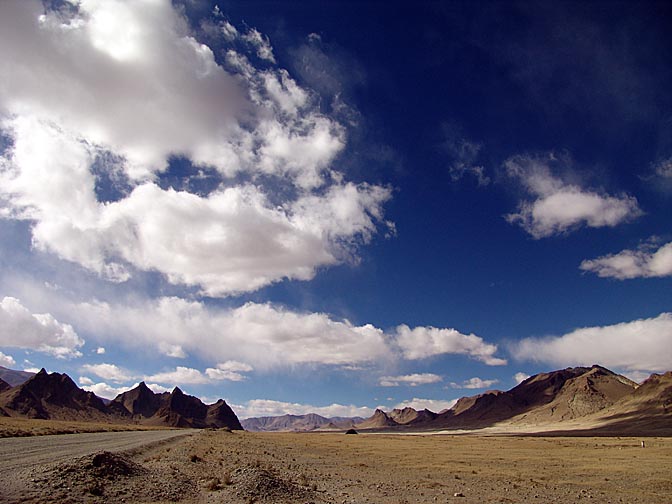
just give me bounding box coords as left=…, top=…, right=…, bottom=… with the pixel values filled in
left=345, top=429, right=358, bottom=435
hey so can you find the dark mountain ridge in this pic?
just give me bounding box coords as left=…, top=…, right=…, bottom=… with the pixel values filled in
left=0, top=369, right=242, bottom=430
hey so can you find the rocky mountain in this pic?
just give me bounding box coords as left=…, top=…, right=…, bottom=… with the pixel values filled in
left=0, top=366, right=35, bottom=387
left=577, top=371, right=672, bottom=435
left=0, top=368, right=243, bottom=430
left=112, top=381, right=162, bottom=418
left=355, top=409, right=400, bottom=429
left=429, top=365, right=636, bottom=429
left=242, top=413, right=363, bottom=432
left=388, top=407, right=438, bottom=425
left=0, top=369, right=111, bottom=421
left=113, top=383, right=243, bottom=430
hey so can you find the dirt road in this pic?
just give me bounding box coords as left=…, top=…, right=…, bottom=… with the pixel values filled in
left=0, top=429, right=194, bottom=501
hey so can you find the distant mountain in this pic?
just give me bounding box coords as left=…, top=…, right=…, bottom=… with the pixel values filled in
left=113, top=383, right=243, bottom=430
left=0, top=368, right=111, bottom=421
left=0, top=368, right=243, bottom=430
left=242, top=413, right=363, bottom=432
left=0, top=366, right=35, bottom=387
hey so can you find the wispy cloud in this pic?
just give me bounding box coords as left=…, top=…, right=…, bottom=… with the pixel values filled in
left=580, top=240, right=672, bottom=279
left=379, top=373, right=442, bottom=387
left=0, top=351, right=15, bottom=367
left=504, top=154, right=642, bottom=238
left=449, top=377, right=499, bottom=389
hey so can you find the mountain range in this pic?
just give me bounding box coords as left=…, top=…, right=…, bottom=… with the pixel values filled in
left=243, top=365, right=672, bottom=435
left=0, top=364, right=670, bottom=435
left=0, top=369, right=242, bottom=430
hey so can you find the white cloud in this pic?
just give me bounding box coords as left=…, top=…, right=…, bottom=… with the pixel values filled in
left=242, top=28, right=276, bottom=63
left=379, top=373, right=442, bottom=387
left=232, top=398, right=374, bottom=420
left=0, top=0, right=392, bottom=297
left=205, top=360, right=253, bottom=382
left=80, top=379, right=171, bottom=400
left=96, top=347, right=106, bottom=355
left=512, top=312, right=672, bottom=372
left=68, top=297, right=393, bottom=369
left=0, top=296, right=83, bottom=359
left=80, top=363, right=133, bottom=383
left=145, top=366, right=209, bottom=385
left=513, top=372, right=530, bottom=385
left=580, top=241, right=672, bottom=279
left=391, top=398, right=458, bottom=413
left=394, top=324, right=507, bottom=365
left=449, top=377, right=500, bottom=389
left=81, top=382, right=131, bottom=400
left=504, top=154, right=642, bottom=238
left=159, top=342, right=188, bottom=359
left=0, top=351, right=15, bottom=367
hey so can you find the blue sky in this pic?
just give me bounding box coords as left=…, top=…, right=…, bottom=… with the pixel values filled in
left=0, top=0, right=671, bottom=419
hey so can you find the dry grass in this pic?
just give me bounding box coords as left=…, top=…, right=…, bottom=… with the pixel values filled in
left=196, top=431, right=672, bottom=503
left=6, top=427, right=672, bottom=503
left=0, top=417, right=170, bottom=437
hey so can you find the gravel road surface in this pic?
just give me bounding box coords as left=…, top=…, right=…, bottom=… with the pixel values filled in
left=0, top=429, right=195, bottom=500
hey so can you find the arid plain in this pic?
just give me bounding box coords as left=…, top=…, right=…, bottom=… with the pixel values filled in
left=2, top=422, right=671, bottom=504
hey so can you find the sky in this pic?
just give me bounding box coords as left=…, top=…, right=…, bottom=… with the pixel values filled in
left=0, top=0, right=671, bottom=419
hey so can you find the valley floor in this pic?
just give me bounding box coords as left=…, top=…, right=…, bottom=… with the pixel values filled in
left=2, top=428, right=671, bottom=503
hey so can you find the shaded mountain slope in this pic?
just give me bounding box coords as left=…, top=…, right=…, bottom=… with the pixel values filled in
left=0, top=369, right=112, bottom=421
left=113, top=383, right=242, bottom=429
left=0, top=377, right=11, bottom=393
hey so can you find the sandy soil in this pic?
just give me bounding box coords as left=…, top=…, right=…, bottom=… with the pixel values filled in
left=2, top=429, right=671, bottom=503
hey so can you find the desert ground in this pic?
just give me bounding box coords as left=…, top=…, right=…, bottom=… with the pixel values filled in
left=1, top=421, right=671, bottom=504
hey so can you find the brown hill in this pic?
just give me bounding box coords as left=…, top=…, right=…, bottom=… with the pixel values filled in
left=573, top=371, right=672, bottom=435
left=0, top=368, right=112, bottom=421
left=507, top=365, right=637, bottom=425
left=389, top=407, right=419, bottom=424
left=355, top=409, right=399, bottom=429
left=432, top=365, right=637, bottom=429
